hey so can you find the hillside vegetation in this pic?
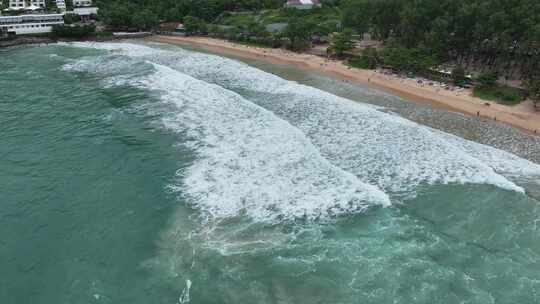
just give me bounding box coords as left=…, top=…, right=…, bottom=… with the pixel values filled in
left=95, top=0, right=540, bottom=106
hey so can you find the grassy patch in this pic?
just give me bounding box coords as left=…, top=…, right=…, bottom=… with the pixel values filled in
left=473, top=85, right=523, bottom=105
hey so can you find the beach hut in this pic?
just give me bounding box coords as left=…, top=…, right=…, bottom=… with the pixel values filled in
left=175, top=23, right=186, bottom=34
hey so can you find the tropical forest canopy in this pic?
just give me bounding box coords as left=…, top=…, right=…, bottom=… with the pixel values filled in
left=96, top=0, right=540, bottom=83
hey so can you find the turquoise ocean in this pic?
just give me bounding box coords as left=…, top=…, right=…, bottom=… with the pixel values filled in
left=2, top=42, right=540, bottom=304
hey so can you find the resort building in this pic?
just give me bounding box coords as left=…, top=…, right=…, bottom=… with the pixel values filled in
left=55, top=0, right=66, bottom=11
left=284, top=0, right=322, bottom=9
left=73, top=0, right=92, bottom=7
left=0, top=13, right=64, bottom=34
left=73, top=6, right=97, bottom=22
left=8, top=0, right=46, bottom=9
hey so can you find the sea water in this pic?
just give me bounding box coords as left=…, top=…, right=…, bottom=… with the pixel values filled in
left=1, top=42, right=540, bottom=304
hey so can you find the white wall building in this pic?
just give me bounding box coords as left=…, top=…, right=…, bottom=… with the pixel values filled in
left=73, top=0, right=92, bottom=7
left=284, top=0, right=322, bottom=9
left=73, top=6, right=97, bottom=22
left=73, top=6, right=97, bottom=15
left=9, top=0, right=46, bottom=9
left=55, top=0, right=66, bottom=11
left=0, top=13, right=64, bottom=34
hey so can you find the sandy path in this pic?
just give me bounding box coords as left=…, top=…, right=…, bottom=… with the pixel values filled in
left=146, top=35, right=540, bottom=135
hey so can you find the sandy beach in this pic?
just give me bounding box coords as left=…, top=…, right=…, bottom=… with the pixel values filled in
left=147, top=35, right=540, bottom=135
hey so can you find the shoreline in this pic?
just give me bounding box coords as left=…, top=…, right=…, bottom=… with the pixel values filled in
left=146, top=35, right=540, bottom=136
left=0, top=36, right=118, bottom=49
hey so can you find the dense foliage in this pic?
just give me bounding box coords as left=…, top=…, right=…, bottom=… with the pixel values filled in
left=329, top=29, right=355, bottom=57
left=45, top=0, right=57, bottom=11
left=95, top=0, right=284, bottom=28
left=95, top=0, right=540, bottom=102
left=52, top=24, right=96, bottom=38
left=342, top=0, right=540, bottom=80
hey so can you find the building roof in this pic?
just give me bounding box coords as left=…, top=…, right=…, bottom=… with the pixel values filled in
left=73, top=7, right=98, bottom=15
left=265, top=23, right=288, bottom=33
left=286, top=0, right=321, bottom=5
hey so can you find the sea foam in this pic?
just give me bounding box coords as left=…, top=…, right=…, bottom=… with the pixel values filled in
left=78, top=42, right=540, bottom=195
left=63, top=42, right=540, bottom=216
left=63, top=50, right=390, bottom=222
left=146, top=64, right=391, bottom=221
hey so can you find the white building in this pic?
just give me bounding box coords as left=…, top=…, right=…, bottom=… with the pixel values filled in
left=55, top=0, right=66, bottom=11
left=284, top=0, right=322, bottom=9
left=73, top=6, right=97, bottom=21
left=9, top=0, right=46, bottom=9
left=73, top=0, right=92, bottom=7
left=7, top=0, right=72, bottom=11
left=0, top=13, right=63, bottom=34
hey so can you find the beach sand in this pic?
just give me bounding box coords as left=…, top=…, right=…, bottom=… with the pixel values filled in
left=146, top=35, right=540, bottom=135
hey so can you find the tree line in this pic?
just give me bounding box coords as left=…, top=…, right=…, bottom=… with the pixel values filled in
left=94, top=0, right=284, bottom=29
left=95, top=0, right=540, bottom=104
left=343, top=0, right=540, bottom=79
left=342, top=0, right=540, bottom=103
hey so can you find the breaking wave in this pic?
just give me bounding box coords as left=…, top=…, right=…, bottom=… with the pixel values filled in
left=62, top=42, right=540, bottom=222
left=63, top=49, right=390, bottom=222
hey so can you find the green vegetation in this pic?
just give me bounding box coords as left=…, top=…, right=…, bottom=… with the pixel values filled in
left=52, top=24, right=96, bottom=39
left=45, top=0, right=57, bottom=11
left=65, top=0, right=73, bottom=10
left=473, top=71, right=523, bottom=105
left=348, top=48, right=379, bottom=69
left=473, top=85, right=523, bottom=105
left=95, top=0, right=284, bottom=28
left=283, top=19, right=314, bottom=51
left=342, top=0, right=540, bottom=79
left=94, top=0, right=540, bottom=98
left=476, top=72, right=498, bottom=88
left=451, top=66, right=466, bottom=86
left=382, top=46, right=438, bottom=74
left=131, top=10, right=160, bottom=31
left=184, top=16, right=208, bottom=35
left=216, top=12, right=257, bottom=27
left=96, top=31, right=114, bottom=39
left=63, top=14, right=81, bottom=25
left=329, top=29, right=355, bottom=58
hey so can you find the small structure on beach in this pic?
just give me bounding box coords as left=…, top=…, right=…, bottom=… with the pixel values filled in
left=175, top=23, right=186, bottom=34
left=284, top=0, right=322, bottom=10
left=73, top=7, right=98, bottom=22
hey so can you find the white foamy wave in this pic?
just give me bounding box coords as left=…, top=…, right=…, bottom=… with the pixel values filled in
left=63, top=42, right=540, bottom=196
left=64, top=52, right=390, bottom=222
left=152, top=64, right=391, bottom=221
left=121, top=43, right=536, bottom=195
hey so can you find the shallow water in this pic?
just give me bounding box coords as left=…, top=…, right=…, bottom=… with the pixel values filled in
left=1, top=42, right=540, bottom=304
